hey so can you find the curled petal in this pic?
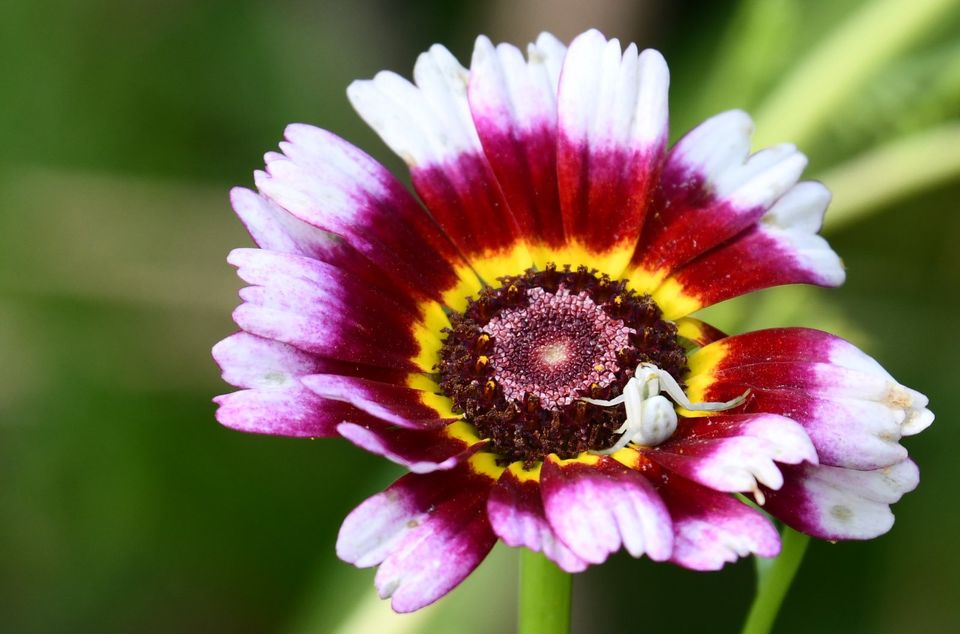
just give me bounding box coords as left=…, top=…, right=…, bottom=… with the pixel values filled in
left=230, top=188, right=404, bottom=301
left=687, top=328, right=933, bottom=469
left=213, top=332, right=383, bottom=437
left=636, top=111, right=807, bottom=276
left=214, top=385, right=352, bottom=438
left=213, top=331, right=325, bottom=390
left=251, top=124, right=472, bottom=305
left=628, top=134, right=843, bottom=318
left=302, top=374, right=456, bottom=430
left=229, top=248, right=446, bottom=372
left=764, top=460, right=920, bottom=540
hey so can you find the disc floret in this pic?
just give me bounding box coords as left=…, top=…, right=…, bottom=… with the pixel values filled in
left=437, top=265, right=689, bottom=464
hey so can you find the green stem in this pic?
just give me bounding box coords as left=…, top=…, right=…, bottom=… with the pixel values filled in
left=741, top=527, right=810, bottom=634
left=518, top=550, right=572, bottom=634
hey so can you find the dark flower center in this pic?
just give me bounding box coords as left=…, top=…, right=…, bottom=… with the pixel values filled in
left=438, top=264, right=688, bottom=465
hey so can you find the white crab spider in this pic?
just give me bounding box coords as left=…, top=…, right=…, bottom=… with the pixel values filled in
left=582, top=362, right=749, bottom=455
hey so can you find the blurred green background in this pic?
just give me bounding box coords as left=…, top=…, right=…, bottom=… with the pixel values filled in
left=1, top=0, right=958, bottom=632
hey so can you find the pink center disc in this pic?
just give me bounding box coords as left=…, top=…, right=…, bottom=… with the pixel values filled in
left=483, top=287, right=634, bottom=410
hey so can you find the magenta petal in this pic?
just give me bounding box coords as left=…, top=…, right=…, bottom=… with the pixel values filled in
left=230, top=188, right=404, bottom=301
left=374, top=494, right=495, bottom=613
left=636, top=115, right=808, bottom=274
left=658, top=475, right=780, bottom=570
left=214, top=387, right=355, bottom=438
left=229, top=248, right=437, bottom=371
left=540, top=456, right=673, bottom=564
left=213, top=332, right=379, bottom=437
left=665, top=223, right=843, bottom=309
left=337, top=422, right=485, bottom=474
left=347, top=45, right=532, bottom=273
left=556, top=31, right=668, bottom=268
left=468, top=34, right=567, bottom=255
left=213, top=332, right=325, bottom=390
left=487, top=467, right=588, bottom=572
left=252, top=124, right=468, bottom=303
left=709, top=363, right=914, bottom=469
left=302, top=374, right=454, bottom=429
left=337, top=465, right=496, bottom=613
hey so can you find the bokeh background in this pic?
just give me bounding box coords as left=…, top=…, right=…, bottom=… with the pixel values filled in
left=2, top=0, right=959, bottom=632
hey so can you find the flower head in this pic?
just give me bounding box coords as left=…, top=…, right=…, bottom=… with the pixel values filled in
left=213, top=29, right=933, bottom=612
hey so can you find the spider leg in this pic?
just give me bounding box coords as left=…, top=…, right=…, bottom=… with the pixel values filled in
left=596, top=430, right=635, bottom=455
left=580, top=395, right=626, bottom=407
left=580, top=376, right=639, bottom=408
left=655, top=368, right=749, bottom=411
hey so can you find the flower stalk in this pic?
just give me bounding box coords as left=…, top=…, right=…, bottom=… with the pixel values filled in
left=519, top=550, right=572, bottom=634
left=741, top=526, right=811, bottom=634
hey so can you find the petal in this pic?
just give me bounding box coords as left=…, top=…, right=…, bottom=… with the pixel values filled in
left=212, top=332, right=384, bottom=437
left=540, top=455, right=673, bottom=564
left=633, top=112, right=807, bottom=278
left=337, top=458, right=499, bottom=612
left=337, top=420, right=487, bottom=474
left=214, top=330, right=432, bottom=386
left=302, top=374, right=457, bottom=430
left=487, top=463, right=589, bottom=572
left=214, top=385, right=358, bottom=437
left=252, top=124, right=477, bottom=307
left=229, top=248, right=445, bottom=372
left=675, top=317, right=727, bottom=347
left=686, top=328, right=933, bottom=469
left=764, top=460, right=919, bottom=540
left=230, top=188, right=399, bottom=300
left=468, top=33, right=567, bottom=263
left=646, top=413, right=818, bottom=496
left=213, top=331, right=326, bottom=390
left=348, top=44, right=533, bottom=282
left=657, top=474, right=780, bottom=570
left=556, top=30, right=669, bottom=276
left=644, top=182, right=844, bottom=319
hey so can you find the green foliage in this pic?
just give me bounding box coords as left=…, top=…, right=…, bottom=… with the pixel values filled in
left=813, top=40, right=960, bottom=166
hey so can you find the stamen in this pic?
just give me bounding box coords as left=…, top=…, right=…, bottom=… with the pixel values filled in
left=753, top=487, right=766, bottom=506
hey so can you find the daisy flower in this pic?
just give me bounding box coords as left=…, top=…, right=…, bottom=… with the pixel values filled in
left=213, top=29, right=932, bottom=613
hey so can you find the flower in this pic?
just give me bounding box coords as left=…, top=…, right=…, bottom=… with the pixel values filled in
left=213, top=29, right=933, bottom=612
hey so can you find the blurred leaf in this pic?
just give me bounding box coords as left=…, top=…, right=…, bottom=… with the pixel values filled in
left=0, top=167, right=245, bottom=396
left=819, top=122, right=960, bottom=231
left=812, top=40, right=960, bottom=165
left=696, top=0, right=802, bottom=113
left=752, top=0, right=958, bottom=147
left=286, top=545, right=516, bottom=634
